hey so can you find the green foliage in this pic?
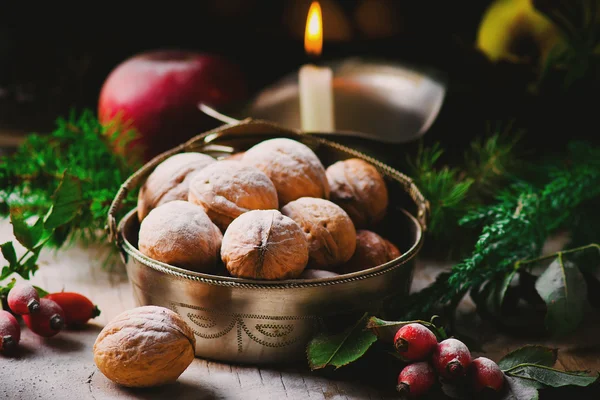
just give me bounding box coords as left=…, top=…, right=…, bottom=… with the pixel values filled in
left=535, top=255, right=589, bottom=337
left=1, top=172, right=83, bottom=280
left=306, top=313, right=377, bottom=370
left=401, top=142, right=600, bottom=323
left=534, top=0, right=600, bottom=90
left=0, top=109, right=140, bottom=247
left=408, top=123, right=520, bottom=250
left=0, top=110, right=140, bottom=294
left=498, top=345, right=558, bottom=370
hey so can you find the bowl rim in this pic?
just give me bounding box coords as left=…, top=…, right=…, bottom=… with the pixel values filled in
left=118, top=206, right=423, bottom=289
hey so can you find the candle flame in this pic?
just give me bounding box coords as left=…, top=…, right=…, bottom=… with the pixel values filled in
left=304, top=1, right=323, bottom=57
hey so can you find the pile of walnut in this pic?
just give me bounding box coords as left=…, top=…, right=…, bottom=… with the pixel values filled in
left=137, top=138, right=400, bottom=280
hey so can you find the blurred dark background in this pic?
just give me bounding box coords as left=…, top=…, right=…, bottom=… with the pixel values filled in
left=0, top=0, right=596, bottom=150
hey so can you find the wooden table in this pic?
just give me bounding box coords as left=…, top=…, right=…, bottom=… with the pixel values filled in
left=1, top=221, right=599, bottom=400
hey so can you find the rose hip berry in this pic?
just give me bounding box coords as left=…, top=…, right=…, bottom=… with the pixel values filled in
left=22, top=298, right=65, bottom=337
left=0, top=310, right=21, bottom=355
left=432, top=338, right=472, bottom=380
left=393, top=323, right=438, bottom=361
left=7, top=282, right=40, bottom=314
left=44, top=292, right=101, bottom=328
left=396, top=362, right=437, bottom=398
left=470, top=357, right=505, bottom=393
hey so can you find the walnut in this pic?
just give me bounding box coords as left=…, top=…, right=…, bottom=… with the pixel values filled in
left=224, top=151, right=245, bottom=161
left=93, top=305, right=195, bottom=388
left=221, top=209, right=309, bottom=280
left=340, top=230, right=401, bottom=274
left=138, top=200, right=222, bottom=272
left=137, top=152, right=215, bottom=221
left=188, top=160, right=278, bottom=232
left=242, top=138, right=329, bottom=206
left=281, top=197, right=356, bottom=270
left=326, top=158, right=388, bottom=228
left=299, top=269, right=340, bottom=279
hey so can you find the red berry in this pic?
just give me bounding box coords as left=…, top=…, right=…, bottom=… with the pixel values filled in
left=396, top=362, right=437, bottom=398
left=0, top=310, right=21, bottom=355
left=22, top=298, right=65, bottom=337
left=7, top=282, right=40, bottom=315
left=470, top=357, right=505, bottom=392
left=44, top=292, right=101, bottom=328
left=393, top=323, right=438, bottom=361
left=432, top=338, right=472, bottom=380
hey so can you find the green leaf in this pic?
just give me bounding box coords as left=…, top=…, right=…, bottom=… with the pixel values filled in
left=16, top=250, right=41, bottom=280
left=10, top=210, right=44, bottom=250
left=33, top=286, right=49, bottom=297
left=498, top=345, right=558, bottom=370
left=534, top=256, right=588, bottom=337
left=43, top=172, right=83, bottom=231
left=0, top=278, right=17, bottom=298
left=501, top=376, right=539, bottom=400
left=0, top=242, right=17, bottom=266
left=307, top=313, right=377, bottom=370
left=506, top=364, right=598, bottom=388
left=366, top=316, right=445, bottom=343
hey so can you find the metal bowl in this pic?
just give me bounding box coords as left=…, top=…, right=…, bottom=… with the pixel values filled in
left=107, top=119, right=429, bottom=365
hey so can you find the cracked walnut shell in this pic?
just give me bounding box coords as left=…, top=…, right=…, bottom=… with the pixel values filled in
left=188, top=160, right=278, bottom=232
left=242, top=138, right=329, bottom=206
left=326, top=158, right=388, bottom=228
left=93, top=305, right=196, bottom=388
left=138, top=200, right=222, bottom=272
left=137, top=152, right=216, bottom=221
left=340, top=230, right=401, bottom=274
left=281, top=197, right=357, bottom=270
left=221, top=209, right=309, bottom=280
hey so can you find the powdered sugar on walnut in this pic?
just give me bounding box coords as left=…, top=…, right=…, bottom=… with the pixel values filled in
left=242, top=138, right=329, bottom=206
left=137, top=152, right=215, bottom=221
left=188, top=160, right=278, bottom=232
left=221, top=209, right=309, bottom=280
left=138, top=200, right=222, bottom=272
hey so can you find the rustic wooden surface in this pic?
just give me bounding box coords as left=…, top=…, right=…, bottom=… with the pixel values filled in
left=1, top=221, right=600, bottom=400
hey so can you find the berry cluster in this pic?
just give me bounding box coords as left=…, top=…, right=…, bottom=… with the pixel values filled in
left=393, top=323, right=504, bottom=398
left=0, top=282, right=100, bottom=355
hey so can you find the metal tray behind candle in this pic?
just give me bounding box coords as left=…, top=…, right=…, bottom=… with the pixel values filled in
left=241, top=58, right=446, bottom=143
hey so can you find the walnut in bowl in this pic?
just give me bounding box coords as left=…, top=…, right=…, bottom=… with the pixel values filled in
left=242, top=138, right=329, bottom=206
left=326, top=158, right=388, bottom=228
left=220, top=209, right=309, bottom=280
left=281, top=197, right=356, bottom=271
left=340, top=230, right=401, bottom=274
left=188, top=160, right=278, bottom=232
left=138, top=200, right=222, bottom=272
left=137, top=152, right=216, bottom=221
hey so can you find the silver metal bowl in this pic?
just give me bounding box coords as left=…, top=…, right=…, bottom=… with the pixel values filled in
left=107, top=119, right=429, bottom=365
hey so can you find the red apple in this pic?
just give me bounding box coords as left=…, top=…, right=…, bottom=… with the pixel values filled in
left=98, top=50, right=247, bottom=160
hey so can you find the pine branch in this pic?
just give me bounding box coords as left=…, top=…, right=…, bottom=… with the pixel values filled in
left=402, top=141, right=600, bottom=319
left=0, top=109, right=141, bottom=250
left=407, top=122, right=521, bottom=255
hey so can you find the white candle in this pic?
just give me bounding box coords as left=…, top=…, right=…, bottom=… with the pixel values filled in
left=299, top=64, right=335, bottom=131
left=299, top=1, right=335, bottom=132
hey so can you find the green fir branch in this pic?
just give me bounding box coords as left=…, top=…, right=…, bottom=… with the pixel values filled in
left=402, top=141, right=600, bottom=319
left=0, top=109, right=141, bottom=249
